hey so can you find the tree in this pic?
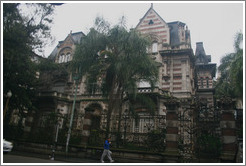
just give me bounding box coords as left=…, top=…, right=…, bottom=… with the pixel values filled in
left=3, top=3, right=54, bottom=124
left=215, top=32, right=243, bottom=99
left=72, top=17, right=159, bottom=139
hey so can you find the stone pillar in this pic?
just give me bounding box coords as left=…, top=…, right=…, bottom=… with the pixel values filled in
left=81, top=113, right=92, bottom=145
left=23, top=111, right=35, bottom=139
left=164, top=98, right=180, bottom=162
left=219, top=97, right=237, bottom=161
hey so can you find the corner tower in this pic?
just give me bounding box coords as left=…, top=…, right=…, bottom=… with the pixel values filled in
left=195, top=42, right=216, bottom=107
left=136, top=4, right=194, bottom=98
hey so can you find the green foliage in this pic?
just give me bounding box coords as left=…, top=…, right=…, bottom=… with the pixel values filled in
left=37, top=58, right=60, bottom=71
left=3, top=3, right=54, bottom=115
left=72, top=16, right=159, bottom=137
left=197, top=134, right=221, bottom=157
left=215, top=32, right=243, bottom=99
left=88, top=129, right=105, bottom=146
left=123, top=143, right=148, bottom=151
left=70, top=133, right=83, bottom=145
left=72, top=17, right=158, bottom=95
left=129, top=93, right=157, bottom=116
left=3, top=125, right=24, bottom=140
left=29, top=112, right=67, bottom=144
left=145, top=129, right=166, bottom=152
left=31, top=127, right=54, bottom=143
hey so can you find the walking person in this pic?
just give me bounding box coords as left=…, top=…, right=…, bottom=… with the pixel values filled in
left=100, top=137, right=114, bottom=163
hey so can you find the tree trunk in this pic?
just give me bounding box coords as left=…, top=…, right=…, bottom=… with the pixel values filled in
left=116, top=99, right=123, bottom=148
left=105, top=80, right=122, bottom=139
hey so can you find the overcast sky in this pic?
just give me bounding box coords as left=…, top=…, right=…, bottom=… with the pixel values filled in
left=43, top=2, right=244, bottom=66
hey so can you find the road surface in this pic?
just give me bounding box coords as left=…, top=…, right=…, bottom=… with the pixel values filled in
left=3, top=153, right=66, bottom=163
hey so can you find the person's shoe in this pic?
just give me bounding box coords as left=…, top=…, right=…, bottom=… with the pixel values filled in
left=101, top=160, right=104, bottom=163
left=110, top=160, right=114, bottom=163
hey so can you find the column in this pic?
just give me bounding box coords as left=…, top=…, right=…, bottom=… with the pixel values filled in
left=81, top=113, right=92, bottom=145
left=219, top=97, right=237, bottom=162
left=23, top=111, right=34, bottom=139
left=164, top=97, right=180, bottom=162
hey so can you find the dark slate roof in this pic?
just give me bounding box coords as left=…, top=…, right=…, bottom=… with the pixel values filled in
left=167, top=21, right=186, bottom=46
left=71, top=31, right=85, bottom=44
left=48, top=31, right=85, bottom=59
left=48, top=46, right=59, bottom=60
left=195, top=42, right=210, bottom=64
left=195, top=42, right=216, bottom=77
left=168, top=21, right=186, bottom=27
left=195, top=42, right=206, bottom=56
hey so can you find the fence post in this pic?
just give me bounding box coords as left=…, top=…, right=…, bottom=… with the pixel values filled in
left=163, top=97, right=180, bottom=162
left=218, top=97, right=237, bottom=162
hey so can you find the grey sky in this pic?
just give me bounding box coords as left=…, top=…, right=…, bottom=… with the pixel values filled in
left=44, top=2, right=244, bottom=66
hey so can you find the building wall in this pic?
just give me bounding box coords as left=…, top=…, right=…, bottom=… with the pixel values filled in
left=136, top=8, right=170, bottom=45
left=33, top=6, right=217, bottom=151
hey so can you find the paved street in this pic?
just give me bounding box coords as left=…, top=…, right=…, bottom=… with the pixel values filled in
left=3, top=151, right=100, bottom=163
left=3, top=154, right=66, bottom=163
left=2, top=151, right=152, bottom=163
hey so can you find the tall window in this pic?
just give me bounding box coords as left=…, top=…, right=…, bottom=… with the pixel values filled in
left=66, top=53, right=71, bottom=62
left=201, top=78, right=204, bottom=88
left=206, top=77, right=209, bottom=88
left=59, top=54, right=64, bottom=63
left=57, top=47, right=72, bottom=63
left=152, top=42, right=158, bottom=53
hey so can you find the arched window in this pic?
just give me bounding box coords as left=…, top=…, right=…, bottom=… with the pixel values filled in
left=59, top=54, right=64, bottom=63
left=62, top=54, right=66, bottom=63
left=66, top=53, right=71, bottom=62
left=58, top=47, right=72, bottom=63
left=152, top=42, right=158, bottom=53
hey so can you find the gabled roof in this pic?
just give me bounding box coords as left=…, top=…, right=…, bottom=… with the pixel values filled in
left=48, top=31, right=85, bottom=59
left=70, top=31, right=85, bottom=44
left=62, top=31, right=85, bottom=45
left=135, top=5, right=168, bottom=29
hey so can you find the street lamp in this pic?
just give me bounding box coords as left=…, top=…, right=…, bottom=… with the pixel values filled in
left=123, top=110, right=128, bottom=145
left=66, top=75, right=80, bottom=153
left=3, top=90, right=12, bottom=120
left=50, top=117, right=62, bottom=160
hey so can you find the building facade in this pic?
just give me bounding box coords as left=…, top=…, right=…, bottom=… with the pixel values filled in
left=19, top=5, right=227, bottom=160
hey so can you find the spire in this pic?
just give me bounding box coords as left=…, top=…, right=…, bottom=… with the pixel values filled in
left=151, top=3, right=153, bottom=9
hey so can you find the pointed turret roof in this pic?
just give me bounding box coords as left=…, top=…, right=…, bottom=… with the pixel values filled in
left=195, top=42, right=211, bottom=64
left=195, top=42, right=216, bottom=77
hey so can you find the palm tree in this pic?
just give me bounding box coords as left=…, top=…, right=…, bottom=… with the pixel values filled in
left=71, top=17, right=158, bottom=139
left=216, top=32, right=243, bottom=99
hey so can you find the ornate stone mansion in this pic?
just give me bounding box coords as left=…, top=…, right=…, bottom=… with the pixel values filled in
left=17, top=5, right=241, bottom=162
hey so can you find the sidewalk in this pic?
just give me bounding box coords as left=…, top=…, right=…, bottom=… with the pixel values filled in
left=11, top=150, right=147, bottom=163
left=11, top=151, right=100, bottom=163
